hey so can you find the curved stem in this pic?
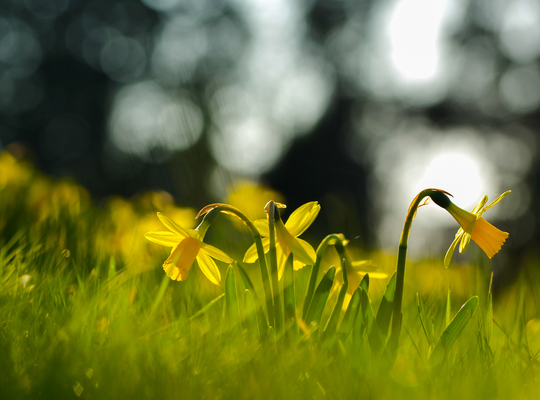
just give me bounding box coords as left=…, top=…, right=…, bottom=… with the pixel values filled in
left=197, top=204, right=274, bottom=328
left=302, top=234, right=349, bottom=320
left=267, top=201, right=283, bottom=334
left=389, top=189, right=436, bottom=347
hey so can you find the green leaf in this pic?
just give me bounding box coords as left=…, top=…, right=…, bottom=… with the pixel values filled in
left=360, top=273, right=369, bottom=293
left=189, top=293, right=225, bottom=321
left=486, top=273, right=493, bottom=345
left=305, top=266, right=336, bottom=330
left=236, top=262, right=256, bottom=292
left=376, top=271, right=396, bottom=340
left=283, top=253, right=297, bottom=337
left=237, top=262, right=268, bottom=339
left=244, top=289, right=260, bottom=341
left=267, top=326, right=276, bottom=350
left=417, top=293, right=435, bottom=347
left=149, top=274, right=170, bottom=316
left=225, top=266, right=242, bottom=331
left=430, top=296, right=479, bottom=364
left=360, top=287, right=381, bottom=351
left=108, top=255, right=116, bottom=282
left=338, top=287, right=361, bottom=337
left=445, top=286, right=452, bottom=329
left=321, top=281, right=348, bottom=341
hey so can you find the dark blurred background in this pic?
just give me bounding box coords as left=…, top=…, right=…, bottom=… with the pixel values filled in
left=0, top=0, right=538, bottom=265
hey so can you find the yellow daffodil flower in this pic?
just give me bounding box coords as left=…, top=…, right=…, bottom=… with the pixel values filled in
left=432, top=191, right=511, bottom=267
left=336, top=260, right=388, bottom=308
left=145, top=212, right=233, bottom=285
left=243, top=201, right=320, bottom=278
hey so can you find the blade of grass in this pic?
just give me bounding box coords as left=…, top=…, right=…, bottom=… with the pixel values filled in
left=430, top=295, right=479, bottom=365
left=376, top=271, right=396, bottom=341
left=236, top=262, right=268, bottom=340
left=359, top=287, right=381, bottom=351
left=417, top=293, right=435, bottom=347
left=321, top=281, right=348, bottom=341
left=225, top=266, right=242, bottom=332
left=149, top=274, right=170, bottom=316
left=338, top=287, right=361, bottom=338
left=189, top=293, right=225, bottom=321
left=359, top=273, right=369, bottom=293
left=486, top=272, right=493, bottom=345
left=445, top=286, right=451, bottom=329
left=283, top=253, right=297, bottom=337
left=304, top=266, right=336, bottom=331
left=244, top=289, right=260, bottom=341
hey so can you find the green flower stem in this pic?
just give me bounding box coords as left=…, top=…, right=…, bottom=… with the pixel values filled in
left=195, top=208, right=221, bottom=239
left=302, top=234, right=349, bottom=320
left=197, top=204, right=274, bottom=328
left=268, top=201, right=283, bottom=335
left=390, top=189, right=435, bottom=347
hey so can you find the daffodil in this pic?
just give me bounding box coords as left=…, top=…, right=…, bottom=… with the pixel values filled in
left=243, top=201, right=320, bottom=279
left=145, top=212, right=233, bottom=285
left=431, top=191, right=510, bottom=267
left=336, top=260, right=388, bottom=308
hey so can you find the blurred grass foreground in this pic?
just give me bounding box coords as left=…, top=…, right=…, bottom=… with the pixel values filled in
left=1, top=150, right=540, bottom=400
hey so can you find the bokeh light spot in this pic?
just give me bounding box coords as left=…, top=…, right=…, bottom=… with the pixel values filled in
left=24, top=0, right=70, bottom=20
left=100, top=36, right=146, bottom=82
left=108, top=81, right=204, bottom=160
left=499, top=64, right=540, bottom=114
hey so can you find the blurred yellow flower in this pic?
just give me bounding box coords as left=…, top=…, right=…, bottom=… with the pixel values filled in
left=243, top=201, right=319, bottom=278
left=145, top=213, right=233, bottom=285
left=0, top=150, right=33, bottom=189
left=443, top=191, right=510, bottom=267
left=226, top=180, right=286, bottom=222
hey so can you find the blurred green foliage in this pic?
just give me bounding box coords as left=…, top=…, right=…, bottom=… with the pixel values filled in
left=1, top=151, right=540, bottom=400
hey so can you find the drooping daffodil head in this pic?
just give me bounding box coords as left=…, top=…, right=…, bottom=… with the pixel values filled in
left=243, top=201, right=320, bottom=279
left=145, top=212, right=233, bottom=285
left=430, top=190, right=510, bottom=267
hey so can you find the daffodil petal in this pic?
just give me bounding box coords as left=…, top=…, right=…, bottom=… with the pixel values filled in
left=477, top=190, right=511, bottom=217
left=444, top=231, right=463, bottom=268
left=243, top=243, right=259, bottom=263
left=361, top=271, right=388, bottom=279
left=254, top=219, right=269, bottom=237
left=276, top=246, right=288, bottom=280
left=243, top=237, right=269, bottom=263
left=275, top=221, right=315, bottom=265
left=284, top=201, right=320, bottom=237
left=186, top=229, right=201, bottom=240
left=295, top=237, right=317, bottom=265
left=471, top=195, right=488, bottom=215
left=351, top=260, right=373, bottom=269
left=200, top=242, right=234, bottom=263
left=459, top=232, right=472, bottom=254
left=196, top=250, right=221, bottom=285
left=144, top=231, right=182, bottom=247
left=292, top=259, right=306, bottom=271
left=157, top=212, right=190, bottom=237
left=163, top=238, right=200, bottom=281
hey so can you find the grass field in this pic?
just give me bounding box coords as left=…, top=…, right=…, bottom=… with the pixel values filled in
left=1, top=151, right=539, bottom=400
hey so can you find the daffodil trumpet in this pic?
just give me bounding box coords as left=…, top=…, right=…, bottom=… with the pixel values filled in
left=144, top=208, right=233, bottom=285
left=197, top=203, right=275, bottom=330
left=429, top=190, right=510, bottom=267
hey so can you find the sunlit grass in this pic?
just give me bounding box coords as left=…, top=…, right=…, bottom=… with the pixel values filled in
left=1, top=151, right=539, bottom=400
